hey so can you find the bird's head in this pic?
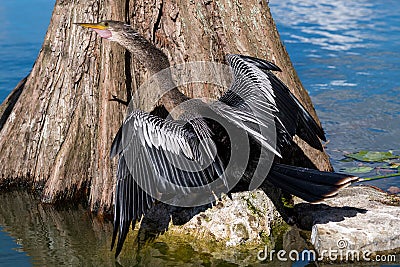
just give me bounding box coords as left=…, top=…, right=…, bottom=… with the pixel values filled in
left=77, top=20, right=170, bottom=73
left=76, top=20, right=133, bottom=42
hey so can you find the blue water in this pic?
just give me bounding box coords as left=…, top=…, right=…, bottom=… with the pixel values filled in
left=269, top=0, right=400, bottom=189
left=0, top=0, right=53, bottom=99
left=0, top=1, right=54, bottom=265
left=0, top=227, right=30, bottom=267
left=0, top=0, right=399, bottom=266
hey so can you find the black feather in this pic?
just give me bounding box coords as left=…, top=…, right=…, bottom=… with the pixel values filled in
left=268, top=163, right=358, bottom=202
left=111, top=155, right=154, bottom=257
left=110, top=126, right=123, bottom=158
left=237, top=55, right=282, bottom=72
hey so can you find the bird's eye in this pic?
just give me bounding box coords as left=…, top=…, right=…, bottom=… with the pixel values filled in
left=104, top=22, right=109, bottom=27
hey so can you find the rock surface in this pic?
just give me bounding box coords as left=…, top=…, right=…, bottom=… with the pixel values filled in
left=295, top=186, right=400, bottom=261
left=133, top=189, right=285, bottom=266
left=136, top=185, right=400, bottom=265
left=168, top=190, right=282, bottom=246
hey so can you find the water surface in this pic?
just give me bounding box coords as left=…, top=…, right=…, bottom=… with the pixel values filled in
left=0, top=2, right=55, bottom=265
left=0, top=0, right=53, bottom=99
left=269, top=0, right=400, bottom=189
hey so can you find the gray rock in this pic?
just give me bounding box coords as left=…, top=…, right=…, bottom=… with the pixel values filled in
left=295, top=186, right=400, bottom=261
left=168, top=189, right=282, bottom=246
left=139, top=184, right=399, bottom=265
left=133, top=189, right=286, bottom=266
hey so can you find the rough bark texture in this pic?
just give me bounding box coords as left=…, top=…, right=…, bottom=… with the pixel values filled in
left=0, top=0, right=332, bottom=215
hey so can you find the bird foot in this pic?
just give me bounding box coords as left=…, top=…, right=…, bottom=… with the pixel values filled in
left=109, top=94, right=129, bottom=106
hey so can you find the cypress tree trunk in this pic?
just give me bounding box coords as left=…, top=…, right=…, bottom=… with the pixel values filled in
left=0, top=0, right=332, bottom=215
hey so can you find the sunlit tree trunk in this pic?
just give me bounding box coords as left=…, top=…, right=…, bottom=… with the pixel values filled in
left=0, top=0, right=332, bottom=215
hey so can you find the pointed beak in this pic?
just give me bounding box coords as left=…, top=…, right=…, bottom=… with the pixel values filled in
left=75, top=22, right=112, bottom=39
left=75, top=22, right=108, bottom=30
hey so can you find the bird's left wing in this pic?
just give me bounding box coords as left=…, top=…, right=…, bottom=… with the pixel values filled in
left=210, top=54, right=280, bottom=157
left=219, top=54, right=326, bottom=151
left=233, top=55, right=326, bottom=149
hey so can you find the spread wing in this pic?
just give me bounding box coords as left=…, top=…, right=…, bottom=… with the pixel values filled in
left=209, top=54, right=280, bottom=158
left=219, top=54, right=325, bottom=151
left=234, top=55, right=326, bottom=150
left=110, top=54, right=327, bottom=257
left=110, top=109, right=226, bottom=257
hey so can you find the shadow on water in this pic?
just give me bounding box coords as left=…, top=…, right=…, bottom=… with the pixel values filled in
left=0, top=193, right=239, bottom=266
left=0, top=190, right=275, bottom=266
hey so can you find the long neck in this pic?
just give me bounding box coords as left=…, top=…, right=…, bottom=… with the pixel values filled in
left=119, top=29, right=169, bottom=75
left=118, top=28, right=189, bottom=112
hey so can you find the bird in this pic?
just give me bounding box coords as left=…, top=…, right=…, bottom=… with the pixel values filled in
left=77, top=21, right=359, bottom=257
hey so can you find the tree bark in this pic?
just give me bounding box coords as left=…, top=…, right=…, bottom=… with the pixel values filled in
left=0, top=0, right=332, bottom=215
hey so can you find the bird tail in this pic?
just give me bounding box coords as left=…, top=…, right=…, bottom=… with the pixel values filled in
left=268, top=163, right=359, bottom=202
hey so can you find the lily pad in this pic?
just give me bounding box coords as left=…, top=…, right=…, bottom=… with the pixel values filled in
left=345, top=150, right=400, bottom=162
left=340, top=166, right=374, bottom=174
left=380, top=162, right=400, bottom=169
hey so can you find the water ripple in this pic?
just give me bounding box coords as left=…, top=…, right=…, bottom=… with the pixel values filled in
left=270, top=0, right=376, bottom=51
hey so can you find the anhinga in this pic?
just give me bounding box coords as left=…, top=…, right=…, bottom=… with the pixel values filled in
left=77, top=21, right=358, bottom=257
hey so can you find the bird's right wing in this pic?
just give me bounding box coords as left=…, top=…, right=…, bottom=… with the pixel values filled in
left=110, top=109, right=226, bottom=257
left=111, top=154, right=154, bottom=256
left=115, top=109, right=224, bottom=188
